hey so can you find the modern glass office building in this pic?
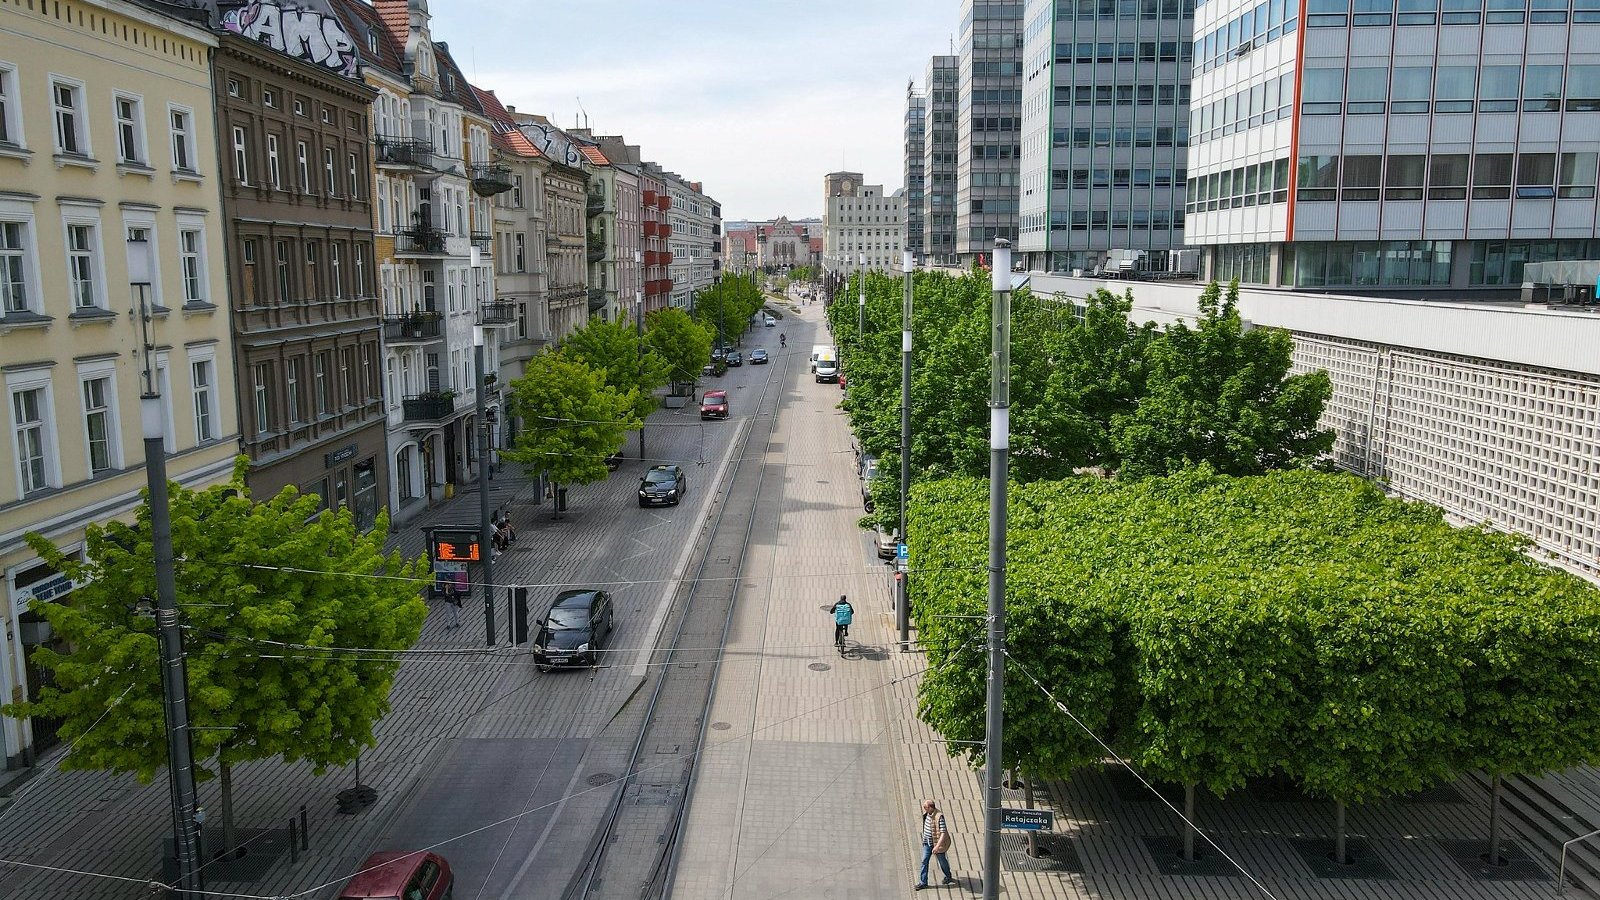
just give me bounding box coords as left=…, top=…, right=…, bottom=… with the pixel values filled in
left=924, top=56, right=962, bottom=265
left=957, top=1, right=1026, bottom=261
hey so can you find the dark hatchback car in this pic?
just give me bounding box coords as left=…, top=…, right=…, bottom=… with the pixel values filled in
left=638, top=464, right=687, bottom=507
left=750, top=348, right=769, bottom=364
left=726, top=350, right=743, bottom=366
left=534, top=590, right=615, bottom=671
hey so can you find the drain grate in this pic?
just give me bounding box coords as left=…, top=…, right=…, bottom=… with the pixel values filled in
left=809, top=662, right=831, bottom=672
left=587, top=773, right=616, bottom=787
left=710, top=722, right=732, bottom=731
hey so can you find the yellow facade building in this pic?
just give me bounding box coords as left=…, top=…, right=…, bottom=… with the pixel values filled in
left=0, top=0, right=238, bottom=767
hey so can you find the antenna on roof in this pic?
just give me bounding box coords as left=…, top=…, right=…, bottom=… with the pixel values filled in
left=576, top=96, right=589, bottom=130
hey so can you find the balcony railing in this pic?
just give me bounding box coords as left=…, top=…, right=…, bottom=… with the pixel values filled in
left=587, top=238, right=606, bottom=263
left=403, top=392, right=456, bottom=423
left=469, top=163, right=514, bottom=196
left=587, top=288, right=608, bottom=312
left=479, top=300, right=517, bottom=326
left=382, top=311, right=443, bottom=343
left=396, top=227, right=448, bottom=255
left=586, top=192, right=606, bottom=215
left=470, top=232, right=493, bottom=253
left=374, top=137, right=434, bottom=170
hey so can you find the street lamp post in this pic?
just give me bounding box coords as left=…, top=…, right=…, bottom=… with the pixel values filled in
left=635, top=250, right=646, bottom=460
left=857, top=252, right=866, bottom=334
left=474, top=325, right=496, bottom=647
left=981, top=239, right=1013, bottom=900
left=898, top=250, right=913, bottom=653
left=131, top=246, right=204, bottom=896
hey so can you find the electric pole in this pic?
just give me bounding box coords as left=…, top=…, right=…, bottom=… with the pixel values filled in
left=475, top=326, right=496, bottom=647
left=898, top=250, right=913, bottom=652
left=982, top=239, right=1012, bottom=900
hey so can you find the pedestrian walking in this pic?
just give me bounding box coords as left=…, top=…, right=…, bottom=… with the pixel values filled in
left=915, top=799, right=954, bottom=890
left=443, top=585, right=462, bottom=629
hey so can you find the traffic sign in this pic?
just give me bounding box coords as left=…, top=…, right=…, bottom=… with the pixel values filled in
left=1000, top=808, right=1054, bottom=831
left=896, top=543, right=909, bottom=561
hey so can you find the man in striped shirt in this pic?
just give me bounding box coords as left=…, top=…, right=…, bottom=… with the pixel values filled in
left=916, top=798, right=955, bottom=889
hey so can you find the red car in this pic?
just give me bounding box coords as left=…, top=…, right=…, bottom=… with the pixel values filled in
left=700, top=390, right=729, bottom=419
left=337, top=851, right=452, bottom=900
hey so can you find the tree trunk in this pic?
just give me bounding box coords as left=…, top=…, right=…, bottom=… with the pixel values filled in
left=1487, top=773, right=1505, bottom=866
left=1183, top=782, right=1197, bottom=862
left=1334, top=798, right=1347, bottom=865
left=220, top=755, right=238, bottom=855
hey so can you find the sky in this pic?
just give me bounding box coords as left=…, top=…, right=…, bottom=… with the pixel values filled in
left=431, top=0, right=958, bottom=222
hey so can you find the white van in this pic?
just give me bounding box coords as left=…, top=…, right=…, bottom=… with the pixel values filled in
left=763, top=314, right=776, bottom=327
left=810, top=344, right=835, bottom=372
left=814, top=352, right=840, bottom=383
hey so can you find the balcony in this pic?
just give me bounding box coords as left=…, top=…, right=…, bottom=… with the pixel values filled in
left=382, top=311, right=443, bottom=343
left=471, top=232, right=493, bottom=254
left=469, top=163, right=514, bottom=197
left=587, top=233, right=607, bottom=263
left=374, top=137, right=434, bottom=171
left=643, top=221, right=661, bottom=239
left=586, top=191, right=606, bottom=216
left=642, top=189, right=658, bottom=206
left=479, top=300, right=517, bottom=326
left=403, top=392, right=456, bottom=423
left=395, top=226, right=448, bottom=256
left=588, top=288, right=608, bottom=313
left=660, top=224, right=673, bottom=239
left=655, top=194, right=671, bottom=212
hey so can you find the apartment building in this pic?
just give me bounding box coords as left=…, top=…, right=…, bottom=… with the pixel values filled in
left=957, top=0, right=1025, bottom=261
left=474, top=89, right=554, bottom=391
left=822, top=172, right=907, bottom=274
left=336, top=0, right=504, bottom=521
left=906, top=84, right=928, bottom=258
left=571, top=134, right=644, bottom=324
left=1184, top=0, right=1600, bottom=292
left=1018, top=0, right=1194, bottom=273
left=206, top=2, right=388, bottom=524
left=640, top=167, right=673, bottom=315
left=0, top=0, right=238, bottom=766
left=650, top=166, right=721, bottom=308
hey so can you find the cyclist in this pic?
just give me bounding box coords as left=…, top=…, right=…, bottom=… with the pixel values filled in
left=830, top=595, right=854, bottom=653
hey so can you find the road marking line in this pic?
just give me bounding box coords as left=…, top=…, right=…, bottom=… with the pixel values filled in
left=496, top=747, right=591, bottom=900
left=632, top=415, right=750, bottom=677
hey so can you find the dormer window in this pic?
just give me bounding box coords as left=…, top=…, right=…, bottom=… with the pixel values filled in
left=366, top=28, right=379, bottom=53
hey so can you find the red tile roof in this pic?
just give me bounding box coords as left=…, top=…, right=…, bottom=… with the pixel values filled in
left=809, top=237, right=823, bottom=252
left=472, top=85, right=542, bottom=158
left=578, top=145, right=610, bottom=166
left=371, top=0, right=410, bottom=52
left=325, top=0, right=404, bottom=76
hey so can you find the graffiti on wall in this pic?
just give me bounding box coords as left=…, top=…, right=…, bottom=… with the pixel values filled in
left=521, top=120, right=585, bottom=169
left=222, top=1, right=358, bottom=77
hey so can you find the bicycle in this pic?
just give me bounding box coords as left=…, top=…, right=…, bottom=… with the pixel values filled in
left=830, top=595, right=854, bottom=657
left=835, top=622, right=849, bottom=656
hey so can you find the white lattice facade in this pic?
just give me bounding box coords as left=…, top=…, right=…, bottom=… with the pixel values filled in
left=1293, top=336, right=1600, bottom=576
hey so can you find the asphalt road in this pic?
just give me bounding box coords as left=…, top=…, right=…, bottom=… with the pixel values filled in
left=367, top=320, right=790, bottom=900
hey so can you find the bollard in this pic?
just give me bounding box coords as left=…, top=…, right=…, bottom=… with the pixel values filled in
left=288, top=817, right=298, bottom=864
left=299, top=804, right=309, bottom=850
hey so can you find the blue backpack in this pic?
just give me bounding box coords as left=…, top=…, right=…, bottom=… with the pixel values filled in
left=834, top=602, right=854, bottom=625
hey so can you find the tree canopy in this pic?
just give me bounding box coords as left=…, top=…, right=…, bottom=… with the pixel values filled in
left=693, top=273, right=765, bottom=346
left=503, top=351, right=639, bottom=489
left=645, top=307, right=713, bottom=385
left=912, top=469, right=1600, bottom=802
left=5, top=458, right=427, bottom=840
left=559, top=315, right=668, bottom=421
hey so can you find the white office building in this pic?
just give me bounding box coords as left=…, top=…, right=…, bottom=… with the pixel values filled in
left=822, top=172, right=907, bottom=275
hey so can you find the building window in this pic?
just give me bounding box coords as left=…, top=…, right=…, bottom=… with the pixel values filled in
left=296, top=141, right=310, bottom=193
left=12, top=386, right=50, bottom=493
left=227, top=77, right=242, bottom=98
left=267, top=134, right=281, bottom=188
left=1480, top=66, right=1521, bottom=113
left=232, top=125, right=249, bottom=183
left=1429, top=154, right=1470, bottom=199
left=341, top=347, right=357, bottom=408
left=276, top=239, right=291, bottom=301
left=1300, top=69, right=1343, bottom=115
left=253, top=363, right=272, bottom=434
left=286, top=356, right=303, bottom=424
left=1391, top=67, right=1432, bottom=114
left=1436, top=66, right=1477, bottom=113
left=66, top=223, right=99, bottom=310
left=1559, top=152, right=1598, bottom=198
left=114, top=94, right=143, bottom=164
left=1297, top=155, right=1339, bottom=201
left=82, top=376, right=113, bottom=473
left=191, top=360, right=214, bottom=442
left=179, top=229, right=204, bottom=304
left=0, top=221, right=30, bottom=314
left=0, top=65, right=19, bottom=147
left=324, top=147, right=337, bottom=196
left=170, top=107, right=195, bottom=172
left=262, top=88, right=276, bottom=109
left=314, top=352, right=329, bottom=415
left=515, top=233, right=526, bottom=271
left=293, top=98, right=305, bottom=117
left=1516, top=153, right=1557, bottom=199
left=348, top=152, right=360, bottom=199
left=1342, top=155, right=1382, bottom=200
left=1472, top=153, right=1514, bottom=199
left=1568, top=66, right=1600, bottom=111
left=241, top=238, right=259, bottom=304
left=1386, top=155, right=1426, bottom=200
left=304, top=241, right=319, bottom=297
left=52, top=80, right=85, bottom=155
left=1524, top=66, right=1563, bottom=112
left=354, top=244, right=367, bottom=296
left=330, top=242, right=343, bottom=299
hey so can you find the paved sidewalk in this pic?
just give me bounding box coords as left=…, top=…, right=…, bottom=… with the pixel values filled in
left=672, top=299, right=1568, bottom=900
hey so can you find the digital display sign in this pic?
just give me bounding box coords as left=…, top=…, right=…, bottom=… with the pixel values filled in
left=429, top=528, right=482, bottom=563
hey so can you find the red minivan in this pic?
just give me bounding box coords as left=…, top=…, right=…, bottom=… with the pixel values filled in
left=337, top=851, right=453, bottom=900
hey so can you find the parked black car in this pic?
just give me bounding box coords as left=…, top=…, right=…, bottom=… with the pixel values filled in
left=638, top=464, right=687, bottom=506
left=533, top=590, right=615, bottom=671
left=726, top=350, right=743, bottom=367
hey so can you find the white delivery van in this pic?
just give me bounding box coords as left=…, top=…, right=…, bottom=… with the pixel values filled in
left=814, top=351, right=840, bottom=383
left=810, top=344, right=833, bottom=372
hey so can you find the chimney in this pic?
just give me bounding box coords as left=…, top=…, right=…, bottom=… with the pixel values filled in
left=506, top=105, right=516, bottom=113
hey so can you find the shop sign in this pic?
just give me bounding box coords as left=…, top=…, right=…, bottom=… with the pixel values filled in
left=326, top=443, right=359, bottom=467
left=12, top=571, right=80, bottom=615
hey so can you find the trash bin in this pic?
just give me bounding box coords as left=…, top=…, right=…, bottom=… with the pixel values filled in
left=557, top=488, right=568, bottom=512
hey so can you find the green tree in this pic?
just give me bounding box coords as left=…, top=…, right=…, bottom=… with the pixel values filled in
left=693, top=273, right=765, bottom=346
left=4, top=458, right=427, bottom=851
left=560, top=315, right=668, bottom=421
left=1111, top=280, right=1334, bottom=479
left=645, top=307, right=713, bottom=385
left=504, top=352, right=639, bottom=506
